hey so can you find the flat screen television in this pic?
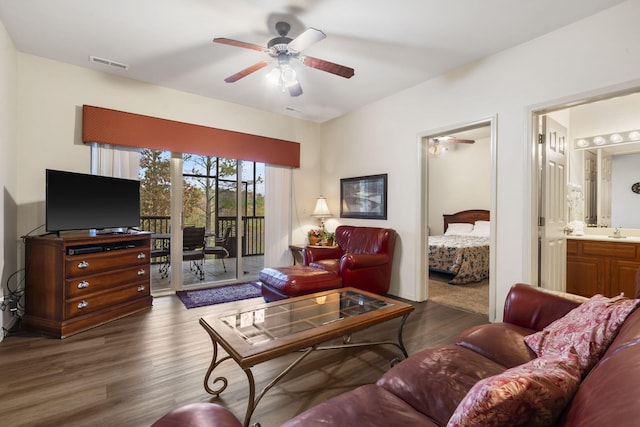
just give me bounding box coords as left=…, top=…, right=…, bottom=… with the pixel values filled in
left=46, top=169, right=141, bottom=233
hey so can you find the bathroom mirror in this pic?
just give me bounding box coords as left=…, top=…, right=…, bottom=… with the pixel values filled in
left=578, top=142, right=640, bottom=228
left=561, top=91, right=640, bottom=230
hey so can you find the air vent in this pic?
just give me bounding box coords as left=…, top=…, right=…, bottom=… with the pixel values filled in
left=284, top=106, right=303, bottom=113
left=89, top=56, right=129, bottom=70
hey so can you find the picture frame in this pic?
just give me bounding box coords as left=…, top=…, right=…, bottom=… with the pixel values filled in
left=340, top=174, right=387, bottom=219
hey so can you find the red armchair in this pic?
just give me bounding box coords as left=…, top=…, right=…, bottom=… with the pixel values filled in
left=302, top=225, right=397, bottom=294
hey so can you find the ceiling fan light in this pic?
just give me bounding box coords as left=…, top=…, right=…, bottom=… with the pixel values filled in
left=428, top=142, right=447, bottom=156
left=266, top=67, right=281, bottom=85
left=281, top=65, right=297, bottom=83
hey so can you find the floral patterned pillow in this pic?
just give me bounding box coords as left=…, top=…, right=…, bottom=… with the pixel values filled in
left=447, top=353, right=581, bottom=427
left=524, top=294, right=640, bottom=374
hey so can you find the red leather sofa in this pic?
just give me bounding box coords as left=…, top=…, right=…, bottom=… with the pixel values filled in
left=153, top=282, right=640, bottom=426
left=302, top=225, right=397, bottom=295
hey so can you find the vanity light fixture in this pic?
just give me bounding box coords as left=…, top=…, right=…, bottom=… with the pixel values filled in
left=610, top=133, right=623, bottom=143
left=574, top=128, right=640, bottom=150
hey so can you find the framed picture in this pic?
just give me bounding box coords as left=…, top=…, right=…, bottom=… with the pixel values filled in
left=340, top=174, right=387, bottom=219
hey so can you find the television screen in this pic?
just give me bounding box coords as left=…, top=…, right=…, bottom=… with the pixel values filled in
left=46, top=169, right=140, bottom=233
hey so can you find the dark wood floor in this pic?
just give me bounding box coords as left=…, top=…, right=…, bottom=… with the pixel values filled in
left=0, top=294, right=487, bottom=427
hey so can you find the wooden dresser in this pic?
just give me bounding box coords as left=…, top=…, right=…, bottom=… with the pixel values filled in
left=23, top=232, right=152, bottom=338
left=566, top=237, right=640, bottom=298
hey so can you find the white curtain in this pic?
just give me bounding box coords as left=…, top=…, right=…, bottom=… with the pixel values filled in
left=90, top=143, right=141, bottom=179
left=264, top=165, right=292, bottom=267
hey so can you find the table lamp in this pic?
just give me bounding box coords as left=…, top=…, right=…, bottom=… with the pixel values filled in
left=311, top=195, right=332, bottom=232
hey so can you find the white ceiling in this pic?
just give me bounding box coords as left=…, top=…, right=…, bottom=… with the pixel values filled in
left=0, top=0, right=628, bottom=123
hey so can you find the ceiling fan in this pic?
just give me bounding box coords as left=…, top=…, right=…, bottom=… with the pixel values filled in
left=213, top=21, right=355, bottom=96
left=431, top=137, right=475, bottom=144
left=428, top=137, right=475, bottom=156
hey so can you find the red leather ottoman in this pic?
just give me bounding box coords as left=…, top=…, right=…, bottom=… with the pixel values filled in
left=259, top=266, right=342, bottom=302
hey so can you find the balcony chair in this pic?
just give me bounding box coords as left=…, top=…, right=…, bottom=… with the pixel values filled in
left=204, top=225, right=232, bottom=272
left=182, top=226, right=206, bottom=280
left=150, top=244, right=170, bottom=279
left=302, top=225, right=397, bottom=295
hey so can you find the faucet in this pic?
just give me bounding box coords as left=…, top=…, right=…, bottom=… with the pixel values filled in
left=609, top=227, right=627, bottom=239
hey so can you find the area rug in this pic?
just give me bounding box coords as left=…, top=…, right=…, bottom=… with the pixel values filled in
left=176, top=281, right=262, bottom=309
left=429, top=273, right=489, bottom=315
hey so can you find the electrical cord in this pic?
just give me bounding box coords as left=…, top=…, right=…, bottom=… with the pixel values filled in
left=1, top=267, right=25, bottom=337
left=0, top=225, right=40, bottom=337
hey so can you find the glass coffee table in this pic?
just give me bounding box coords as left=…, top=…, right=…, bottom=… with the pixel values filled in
left=199, top=287, right=414, bottom=427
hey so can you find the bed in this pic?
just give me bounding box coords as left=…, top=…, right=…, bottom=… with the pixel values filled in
left=428, top=209, right=490, bottom=285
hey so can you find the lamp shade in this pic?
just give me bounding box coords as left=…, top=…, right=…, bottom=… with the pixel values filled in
left=312, top=196, right=331, bottom=218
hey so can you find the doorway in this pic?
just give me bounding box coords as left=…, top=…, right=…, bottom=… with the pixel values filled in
left=532, top=88, right=640, bottom=290
left=418, top=117, right=497, bottom=320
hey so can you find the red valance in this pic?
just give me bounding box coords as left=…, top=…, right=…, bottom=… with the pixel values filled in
left=82, top=105, right=300, bottom=168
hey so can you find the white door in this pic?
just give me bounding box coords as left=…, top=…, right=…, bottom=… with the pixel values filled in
left=539, top=116, right=568, bottom=291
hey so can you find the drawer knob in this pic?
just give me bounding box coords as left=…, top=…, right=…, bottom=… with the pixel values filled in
left=77, top=260, right=89, bottom=269
left=137, top=285, right=146, bottom=292
left=77, top=300, right=89, bottom=309
left=137, top=252, right=146, bottom=260
left=77, top=281, right=90, bottom=289
left=137, top=269, right=146, bottom=276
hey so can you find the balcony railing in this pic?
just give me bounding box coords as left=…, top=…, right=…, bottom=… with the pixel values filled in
left=140, top=215, right=264, bottom=256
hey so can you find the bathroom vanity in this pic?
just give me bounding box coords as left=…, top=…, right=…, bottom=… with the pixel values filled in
left=566, top=235, right=640, bottom=298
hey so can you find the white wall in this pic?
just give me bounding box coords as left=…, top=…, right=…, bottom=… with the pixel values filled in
left=0, top=19, right=18, bottom=340
left=320, top=0, right=640, bottom=315
left=14, top=53, right=323, bottom=241
left=428, top=137, right=491, bottom=236
left=570, top=92, right=640, bottom=138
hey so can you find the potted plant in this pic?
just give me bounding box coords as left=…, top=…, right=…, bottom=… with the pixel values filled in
left=324, top=231, right=336, bottom=246
left=308, top=228, right=323, bottom=245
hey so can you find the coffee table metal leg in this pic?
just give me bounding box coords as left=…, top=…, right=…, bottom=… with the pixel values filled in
left=204, top=340, right=233, bottom=395
left=397, top=313, right=410, bottom=358
left=242, top=346, right=316, bottom=427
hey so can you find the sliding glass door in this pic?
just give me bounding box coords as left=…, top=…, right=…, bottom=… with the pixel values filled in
left=140, top=150, right=265, bottom=293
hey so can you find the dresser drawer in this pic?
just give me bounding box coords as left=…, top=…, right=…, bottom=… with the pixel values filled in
left=66, top=282, right=150, bottom=319
left=66, top=248, right=150, bottom=278
left=66, top=265, right=149, bottom=298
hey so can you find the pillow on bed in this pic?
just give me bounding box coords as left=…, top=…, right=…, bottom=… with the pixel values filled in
left=445, top=223, right=474, bottom=236
left=469, top=220, right=490, bottom=237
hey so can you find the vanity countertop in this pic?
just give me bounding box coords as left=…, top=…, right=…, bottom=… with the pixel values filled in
left=567, top=234, right=640, bottom=243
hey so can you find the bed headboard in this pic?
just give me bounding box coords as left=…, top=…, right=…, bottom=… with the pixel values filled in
left=443, top=209, right=490, bottom=232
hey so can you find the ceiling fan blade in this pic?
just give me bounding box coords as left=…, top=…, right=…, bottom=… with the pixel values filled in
left=223, top=61, right=270, bottom=83
left=213, top=37, right=269, bottom=53
left=288, top=28, right=326, bottom=52
left=287, top=80, right=303, bottom=97
left=432, top=137, right=475, bottom=144
left=300, top=56, right=355, bottom=79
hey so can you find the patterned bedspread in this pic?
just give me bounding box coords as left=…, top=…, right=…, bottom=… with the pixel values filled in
left=428, top=235, right=490, bottom=284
